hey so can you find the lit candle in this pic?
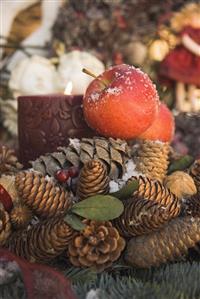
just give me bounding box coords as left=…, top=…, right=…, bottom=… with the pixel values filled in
left=18, top=82, right=95, bottom=166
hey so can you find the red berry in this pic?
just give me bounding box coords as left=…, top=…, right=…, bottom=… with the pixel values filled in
left=0, top=184, right=13, bottom=212
left=68, top=167, right=79, bottom=178
left=55, top=169, right=70, bottom=183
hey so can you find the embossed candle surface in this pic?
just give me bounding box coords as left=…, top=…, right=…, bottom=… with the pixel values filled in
left=18, top=94, right=94, bottom=165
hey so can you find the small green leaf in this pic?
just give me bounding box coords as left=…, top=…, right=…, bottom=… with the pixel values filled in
left=110, top=179, right=139, bottom=200
left=168, top=155, right=194, bottom=174
left=64, top=213, right=86, bottom=231
left=71, top=195, right=124, bottom=221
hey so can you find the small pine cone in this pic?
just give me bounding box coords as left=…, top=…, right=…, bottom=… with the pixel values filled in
left=7, top=218, right=75, bottom=263
left=189, top=159, right=200, bottom=193
left=68, top=220, right=125, bottom=272
left=183, top=194, right=200, bottom=217
left=130, top=176, right=181, bottom=218
left=76, top=160, right=109, bottom=200
left=15, top=171, right=72, bottom=218
left=125, top=216, right=200, bottom=268
left=0, top=146, right=23, bottom=176
left=10, top=203, right=32, bottom=230
left=31, top=137, right=131, bottom=179
left=0, top=208, right=11, bottom=246
left=114, top=197, right=171, bottom=238
left=134, top=140, right=170, bottom=181
left=164, top=171, right=197, bottom=198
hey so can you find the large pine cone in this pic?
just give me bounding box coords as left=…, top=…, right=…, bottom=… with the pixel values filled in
left=114, top=197, right=171, bottom=238
left=0, top=208, right=11, bottom=246
left=134, top=140, right=170, bottom=181
left=132, top=176, right=180, bottom=218
left=125, top=216, right=200, bottom=268
left=77, top=160, right=109, bottom=200
left=68, top=220, right=125, bottom=272
left=31, top=137, right=131, bottom=179
left=189, top=159, right=200, bottom=193
left=7, top=218, right=75, bottom=263
left=164, top=171, right=197, bottom=199
left=0, top=146, right=23, bottom=176
left=15, top=171, right=72, bottom=218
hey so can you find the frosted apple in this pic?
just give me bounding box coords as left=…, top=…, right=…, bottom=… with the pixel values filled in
left=83, top=64, right=160, bottom=139
left=138, top=103, right=175, bottom=142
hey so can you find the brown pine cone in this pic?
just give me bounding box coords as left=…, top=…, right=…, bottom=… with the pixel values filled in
left=189, top=159, right=200, bottom=193
left=10, top=203, right=32, bottom=230
left=134, top=140, right=170, bottom=181
left=31, top=137, right=131, bottom=179
left=7, top=218, right=75, bottom=263
left=183, top=194, right=200, bottom=217
left=15, top=171, right=72, bottom=218
left=77, top=160, right=109, bottom=200
left=68, top=220, right=125, bottom=272
left=0, top=208, right=11, bottom=246
left=125, top=216, right=200, bottom=268
left=130, top=176, right=181, bottom=218
left=0, top=146, right=23, bottom=176
left=113, top=197, right=171, bottom=238
left=164, top=171, right=197, bottom=199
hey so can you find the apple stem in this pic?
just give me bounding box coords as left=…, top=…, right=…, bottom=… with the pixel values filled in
left=82, top=68, right=108, bottom=88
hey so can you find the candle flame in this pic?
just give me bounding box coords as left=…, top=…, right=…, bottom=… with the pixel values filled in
left=64, top=81, right=73, bottom=95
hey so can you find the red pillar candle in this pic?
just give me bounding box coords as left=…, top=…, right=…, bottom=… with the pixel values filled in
left=18, top=94, right=94, bottom=165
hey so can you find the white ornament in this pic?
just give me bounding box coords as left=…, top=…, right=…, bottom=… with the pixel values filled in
left=9, top=56, right=59, bottom=97
left=57, top=50, right=105, bottom=95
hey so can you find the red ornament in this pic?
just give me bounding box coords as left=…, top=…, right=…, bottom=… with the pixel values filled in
left=0, top=184, right=13, bottom=212
left=55, top=169, right=70, bottom=183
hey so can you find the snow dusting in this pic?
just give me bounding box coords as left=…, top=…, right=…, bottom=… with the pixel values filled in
left=85, top=289, right=101, bottom=299
left=106, top=87, right=122, bottom=95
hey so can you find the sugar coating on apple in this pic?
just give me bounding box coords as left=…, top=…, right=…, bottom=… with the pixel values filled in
left=138, top=103, right=175, bottom=142
left=83, top=64, right=160, bottom=139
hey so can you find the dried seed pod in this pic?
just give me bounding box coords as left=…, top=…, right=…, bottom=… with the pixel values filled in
left=164, top=171, right=197, bottom=198
left=10, top=203, right=32, bottom=230
left=189, top=159, right=200, bottom=193
left=125, top=216, right=200, bottom=268
left=0, top=146, right=23, bottom=176
left=77, top=160, right=109, bottom=200
left=68, top=220, right=125, bottom=272
left=0, top=208, right=11, bottom=246
left=114, top=197, right=170, bottom=238
left=134, top=140, right=170, bottom=181
left=31, top=137, right=131, bottom=179
left=15, top=171, right=72, bottom=218
left=7, top=218, right=75, bottom=263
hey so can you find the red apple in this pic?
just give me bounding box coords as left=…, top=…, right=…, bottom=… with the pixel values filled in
left=138, top=103, right=175, bottom=142
left=83, top=64, right=160, bottom=139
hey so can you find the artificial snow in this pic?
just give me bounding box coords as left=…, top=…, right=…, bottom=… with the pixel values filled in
left=106, top=87, right=122, bottom=95
left=69, top=138, right=81, bottom=152
left=85, top=289, right=101, bottom=299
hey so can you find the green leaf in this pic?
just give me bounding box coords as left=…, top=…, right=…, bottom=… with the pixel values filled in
left=110, top=179, right=139, bottom=200
left=64, top=213, right=86, bottom=231
left=168, top=155, right=194, bottom=174
left=71, top=195, right=124, bottom=221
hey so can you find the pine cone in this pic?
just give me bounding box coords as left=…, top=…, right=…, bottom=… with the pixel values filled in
left=0, top=146, right=23, bottom=176
left=134, top=140, right=170, bottom=181
left=76, top=160, right=109, bottom=200
left=114, top=197, right=172, bottom=238
left=31, top=137, right=131, bottom=179
left=189, top=159, right=200, bottom=193
left=183, top=194, right=200, bottom=217
left=131, top=176, right=181, bottom=218
left=7, top=218, right=75, bottom=263
left=125, top=216, right=200, bottom=268
left=0, top=208, right=11, bottom=246
left=10, top=203, right=32, bottom=230
left=68, top=220, right=125, bottom=272
left=15, top=171, right=72, bottom=218
left=164, top=171, right=197, bottom=198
